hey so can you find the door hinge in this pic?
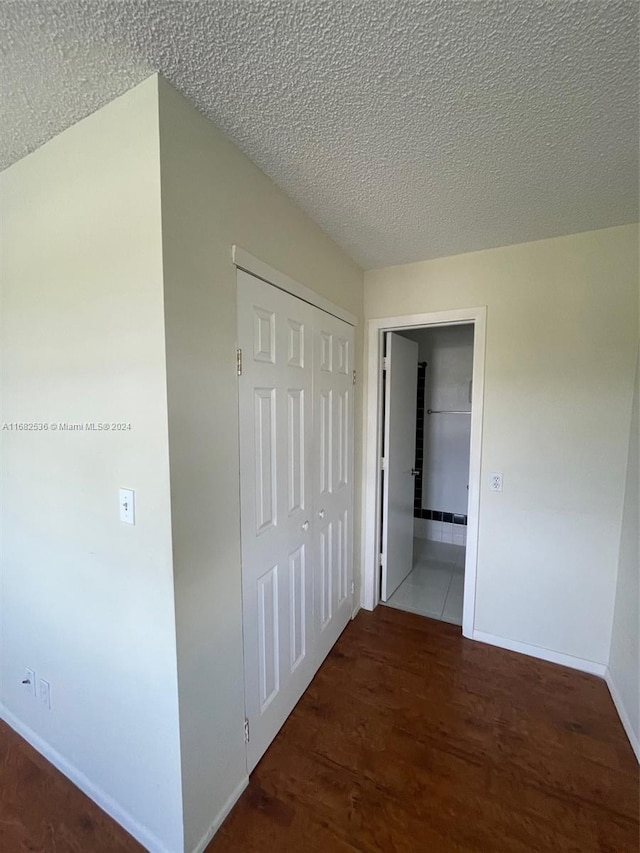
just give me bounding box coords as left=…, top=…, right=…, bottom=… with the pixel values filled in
left=353, top=369, right=356, bottom=385
left=350, top=580, right=355, bottom=596
left=380, top=457, right=386, bottom=471
left=379, top=552, right=385, bottom=568
left=383, top=356, right=389, bottom=371
left=236, top=348, right=242, bottom=377
left=244, top=718, right=250, bottom=743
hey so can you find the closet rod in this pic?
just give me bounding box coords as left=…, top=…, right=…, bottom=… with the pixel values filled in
left=426, top=409, right=471, bottom=415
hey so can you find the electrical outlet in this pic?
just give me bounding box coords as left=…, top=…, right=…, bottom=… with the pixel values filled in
left=38, top=678, right=51, bottom=710
left=489, top=472, right=503, bottom=492
left=22, top=668, right=36, bottom=697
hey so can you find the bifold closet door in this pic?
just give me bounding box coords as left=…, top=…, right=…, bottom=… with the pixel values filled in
left=312, top=311, right=354, bottom=663
left=237, top=270, right=354, bottom=773
left=237, top=271, right=315, bottom=772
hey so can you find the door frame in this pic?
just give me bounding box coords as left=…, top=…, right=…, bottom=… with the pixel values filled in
left=361, top=307, right=487, bottom=639
left=233, top=246, right=358, bottom=326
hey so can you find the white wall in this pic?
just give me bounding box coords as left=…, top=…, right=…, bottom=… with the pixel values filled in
left=364, top=225, right=638, bottom=666
left=156, top=78, right=364, bottom=853
left=403, top=325, right=474, bottom=514
left=607, top=352, right=639, bottom=759
left=0, top=77, right=184, bottom=853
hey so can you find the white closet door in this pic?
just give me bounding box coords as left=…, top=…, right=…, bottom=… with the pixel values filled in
left=237, top=270, right=354, bottom=773
left=312, top=311, right=354, bottom=662
left=238, top=271, right=315, bottom=772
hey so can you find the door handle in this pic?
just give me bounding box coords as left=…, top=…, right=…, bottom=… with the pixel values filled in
left=411, top=468, right=420, bottom=476
left=318, top=509, right=325, bottom=519
left=301, top=520, right=310, bottom=531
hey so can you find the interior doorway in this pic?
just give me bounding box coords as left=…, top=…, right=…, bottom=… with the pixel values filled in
left=362, top=308, right=486, bottom=639
left=381, top=325, right=474, bottom=626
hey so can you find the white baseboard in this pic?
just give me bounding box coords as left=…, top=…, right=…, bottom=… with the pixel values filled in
left=189, top=776, right=249, bottom=853
left=605, top=668, right=640, bottom=763
left=472, top=630, right=607, bottom=677
left=0, top=703, right=173, bottom=853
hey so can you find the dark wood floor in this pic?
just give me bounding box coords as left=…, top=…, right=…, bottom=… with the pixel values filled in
left=1, top=608, right=638, bottom=852
left=0, top=720, right=145, bottom=852
left=210, top=608, right=639, bottom=853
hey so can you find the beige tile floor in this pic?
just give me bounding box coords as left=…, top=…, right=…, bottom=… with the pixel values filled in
left=383, top=539, right=465, bottom=625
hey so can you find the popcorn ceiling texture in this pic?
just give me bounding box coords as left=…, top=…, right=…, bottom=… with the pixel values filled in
left=1, top=0, right=638, bottom=268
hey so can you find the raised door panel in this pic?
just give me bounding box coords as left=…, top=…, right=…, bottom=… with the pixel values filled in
left=287, top=389, right=305, bottom=516
left=257, top=565, right=279, bottom=711
left=336, top=509, right=349, bottom=607
left=254, top=388, right=277, bottom=534
left=319, top=522, right=332, bottom=629
left=318, top=389, right=332, bottom=497
left=335, top=387, right=349, bottom=490
left=253, top=308, right=276, bottom=363
left=288, top=545, right=306, bottom=673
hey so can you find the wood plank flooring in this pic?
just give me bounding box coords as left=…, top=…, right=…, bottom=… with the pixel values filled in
left=209, top=608, right=638, bottom=853
left=1, top=607, right=638, bottom=852
left=0, top=719, right=145, bottom=852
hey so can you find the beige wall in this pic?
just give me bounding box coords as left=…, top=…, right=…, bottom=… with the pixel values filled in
left=364, top=225, right=638, bottom=666
left=157, top=78, right=363, bottom=852
left=0, top=77, right=184, bottom=852
left=1, top=73, right=363, bottom=853
left=608, top=351, right=639, bottom=756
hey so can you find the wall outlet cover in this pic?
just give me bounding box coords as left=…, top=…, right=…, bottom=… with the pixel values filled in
left=489, top=472, right=503, bottom=492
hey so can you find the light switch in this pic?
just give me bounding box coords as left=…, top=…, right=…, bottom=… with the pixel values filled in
left=119, top=488, right=135, bottom=524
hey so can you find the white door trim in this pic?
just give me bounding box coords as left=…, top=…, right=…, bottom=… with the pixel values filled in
left=232, top=246, right=358, bottom=327
left=361, top=307, right=487, bottom=639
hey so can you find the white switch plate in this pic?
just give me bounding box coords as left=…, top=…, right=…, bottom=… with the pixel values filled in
left=23, top=668, right=36, bottom=697
left=119, top=488, right=135, bottom=524
left=38, top=678, right=51, bottom=709
left=489, top=472, right=503, bottom=492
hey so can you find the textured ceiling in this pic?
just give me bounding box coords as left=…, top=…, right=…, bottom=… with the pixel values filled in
left=1, top=1, right=638, bottom=269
